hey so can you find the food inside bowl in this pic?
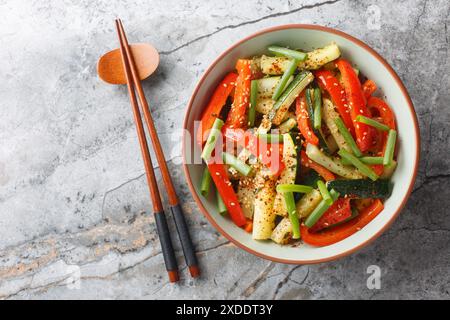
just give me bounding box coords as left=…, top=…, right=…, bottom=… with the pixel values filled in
left=197, top=42, right=398, bottom=247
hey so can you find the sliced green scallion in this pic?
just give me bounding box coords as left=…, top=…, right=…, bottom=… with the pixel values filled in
left=272, top=59, right=299, bottom=101
left=257, top=133, right=283, bottom=143
left=341, top=156, right=384, bottom=166
left=276, top=184, right=314, bottom=194
left=222, top=152, right=252, bottom=176
left=201, top=118, right=224, bottom=161
left=356, top=115, right=390, bottom=131
left=216, top=188, right=227, bottom=215
left=317, top=180, right=333, bottom=205
left=383, top=129, right=397, bottom=166
left=268, top=45, right=308, bottom=61
left=338, top=149, right=379, bottom=181
left=304, top=189, right=340, bottom=228
left=283, top=192, right=300, bottom=239
left=200, top=167, right=211, bottom=197
left=334, top=117, right=362, bottom=157
left=313, top=87, right=322, bottom=129
left=248, top=80, right=258, bottom=127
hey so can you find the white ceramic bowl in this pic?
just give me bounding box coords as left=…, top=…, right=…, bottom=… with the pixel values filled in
left=183, top=25, right=420, bottom=264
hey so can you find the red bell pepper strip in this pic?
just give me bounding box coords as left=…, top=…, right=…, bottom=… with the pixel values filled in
left=301, top=199, right=384, bottom=247
left=223, top=128, right=285, bottom=176
left=196, top=72, right=238, bottom=146
left=309, top=198, right=352, bottom=233
left=336, top=59, right=376, bottom=152
left=314, top=70, right=355, bottom=136
left=370, top=164, right=385, bottom=176
left=207, top=162, right=247, bottom=227
left=300, top=150, right=335, bottom=182
left=362, top=79, right=377, bottom=100
left=295, top=93, right=319, bottom=146
left=367, top=97, right=396, bottom=131
left=224, top=59, right=252, bottom=130
left=244, top=219, right=253, bottom=233
left=367, top=97, right=396, bottom=174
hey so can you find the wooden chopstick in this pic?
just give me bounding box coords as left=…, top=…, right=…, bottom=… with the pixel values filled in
left=116, top=19, right=200, bottom=278
left=115, top=20, right=179, bottom=283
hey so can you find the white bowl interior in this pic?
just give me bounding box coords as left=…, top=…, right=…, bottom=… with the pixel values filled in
left=184, top=27, right=418, bottom=263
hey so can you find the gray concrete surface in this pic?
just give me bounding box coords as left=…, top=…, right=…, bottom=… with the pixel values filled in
left=0, top=0, right=448, bottom=299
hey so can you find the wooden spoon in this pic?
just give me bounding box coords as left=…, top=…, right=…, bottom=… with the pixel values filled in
left=97, top=43, right=159, bottom=84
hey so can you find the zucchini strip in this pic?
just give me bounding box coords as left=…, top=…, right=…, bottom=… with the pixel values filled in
left=261, top=42, right=341, bottom=74
left=338, top=149, right=379, bottom=181
left=322, top=98, right=352, bottom=152
left=305, top=143, right=364, bottom=179
left=271, top=189, right=322, bottom=244
left=252, top=177, right=277, bottom=240
left=273, top=134, right=298, bottom=216
left=278, top=117, right=297, bottom=133
left=269, top=71, right=314, bottom=125
left=327, top=179, right=392, bottom=199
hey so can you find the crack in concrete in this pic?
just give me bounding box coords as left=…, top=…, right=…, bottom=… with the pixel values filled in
left=241, top=262, right=275, bottom=297
left=101, top=172, right=146, bottom=219
left=271, top=265, right=303, bottom=299
left=412, top=173, right=450, bottom=195
left=196, top=241, right=231, bottom=255
left=160, top=0, right=343, bottom=56
left=0, top=235, right=234, bottom=299
left=100, top=157, right=183, bottom=219
left=396, top=226, right=450, bottom=234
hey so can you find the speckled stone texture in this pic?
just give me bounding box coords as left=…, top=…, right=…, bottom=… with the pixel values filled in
left=0, top=0, right=448, bottom=300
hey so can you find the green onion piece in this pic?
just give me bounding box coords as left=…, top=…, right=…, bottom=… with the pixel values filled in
left=268, top=45, right=307, bottom=61
left=360, top=156, right=384, bottom=165
left=283, top=192, right=300, bottom=239
left=383, top=129, right=397, bottom=166
left=272, top=59, right=299, bottom=101
left=360, top=156, right=385, bottom=165
left=313, top=87, right=322, bottom=129
left=249, top=80, right=258, bottom=127
left=257, top=133, right=283, bottom=143
left=356, top=115, right=390, bottom=131
left=222, top=152, right=252, bottom=176
left=200, top=167, right=211, bottom=197
left=306, top=88, right=330, bottom=153
left=334, top=117, right=362, bottom=157
left=306, top=88, right=314, bottom=125
left=338, top=149, right=379, bottom=181
left=201, top=118, right=224, bottom=161
left=317, top=180, right=333, bottom=205
left=217, top=188, right=227, bottom=215
left=304, top=189, right=340, bottom=228
left=276, top=184, right=314, bottom=194
left=341, top=156, right=385, bottom=166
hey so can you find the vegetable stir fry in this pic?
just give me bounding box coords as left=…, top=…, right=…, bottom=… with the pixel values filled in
left=197, top=42, right=397, bottom=247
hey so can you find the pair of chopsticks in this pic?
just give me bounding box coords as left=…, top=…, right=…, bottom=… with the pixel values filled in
left=115, top=19, right=199, bottom=282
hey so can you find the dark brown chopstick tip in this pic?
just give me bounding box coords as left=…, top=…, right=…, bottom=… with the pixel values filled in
left=188, top=265, right=201, bottom=278
left=168, top=270, right=180, bottom=283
